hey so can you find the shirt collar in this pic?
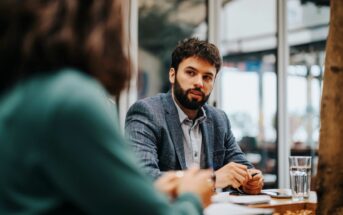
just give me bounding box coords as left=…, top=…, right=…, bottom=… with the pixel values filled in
left=172, top=96, right=207, bottom=124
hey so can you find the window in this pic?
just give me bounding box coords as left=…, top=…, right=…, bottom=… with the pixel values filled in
left=138, top=0, right=208, bottom=98
left=287, top=0, right=329, bottom=179
left=220, top=0, right=278, bottom=188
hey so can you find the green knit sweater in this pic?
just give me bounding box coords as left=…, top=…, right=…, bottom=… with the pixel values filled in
left=0, top=68, right=202, bottom=215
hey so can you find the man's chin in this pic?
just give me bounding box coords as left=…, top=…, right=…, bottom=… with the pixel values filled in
left=184, top=100, right=204, bottom=110
left=188, top=95, right=204, bottom=103
left=185, top=104, right=201, bottom=110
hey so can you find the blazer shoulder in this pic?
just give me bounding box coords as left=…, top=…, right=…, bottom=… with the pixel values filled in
left=204, top=105, right=231, bottom=127
left=128, top=93, right=165, bottom=111
left=126, top=93, right=167, bottom=121
left=204, top=105, right=227, bottom=118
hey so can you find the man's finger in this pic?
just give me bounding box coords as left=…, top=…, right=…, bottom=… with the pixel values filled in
left=233, top=165, right=250, bottom=177
left=248, top=174, right=262, bottom=182
left=230, top=162, right=249, bottom=170
left=231, top=178, right=242, bottom=188
left=234, top=173, right=247, bottom=185
left=244, top=183, right=259, bottom=190
left=245, top=178, right=264, bottom=190
left=245, top=188, right=261, bottom=195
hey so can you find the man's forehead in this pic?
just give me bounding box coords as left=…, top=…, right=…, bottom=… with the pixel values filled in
left=180, top=56, right=216, bottom=73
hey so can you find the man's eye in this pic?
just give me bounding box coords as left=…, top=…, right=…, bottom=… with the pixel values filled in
left=186, top=71, right=195, bottom=76
left=204, top=76, right=213, bottom=81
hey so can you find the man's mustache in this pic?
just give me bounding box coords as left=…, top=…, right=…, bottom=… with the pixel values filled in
left=187, top=87, right=205, bottom=96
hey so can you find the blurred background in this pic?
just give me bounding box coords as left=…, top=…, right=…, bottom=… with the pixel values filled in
left=120, top=0, right=330, bottom=189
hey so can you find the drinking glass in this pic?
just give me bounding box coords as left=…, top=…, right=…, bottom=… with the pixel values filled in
left=289, top=156, right=311, bottom=201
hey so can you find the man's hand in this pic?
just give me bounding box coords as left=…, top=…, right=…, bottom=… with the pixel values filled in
left=155, top=168, right=214, bottom=207
left=177, top=167, right=214, bottom=208
left=214, top=162, right=250, bottom=188
left=242, top=169, right=264, bottom=195
left=154, top=171, right=179, bottom=199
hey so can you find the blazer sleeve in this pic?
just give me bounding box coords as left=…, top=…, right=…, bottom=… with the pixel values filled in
left=125, top=100, right=162, bottom=180
left=221, top=111, right=254, bottom=169
left=45, top=87, right=202, bottom=215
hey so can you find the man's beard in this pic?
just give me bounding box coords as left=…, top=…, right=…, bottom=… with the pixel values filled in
left=173, top=78, right=210, bottom=110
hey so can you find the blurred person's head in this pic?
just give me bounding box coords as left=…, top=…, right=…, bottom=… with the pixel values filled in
left=0, top=0, right=129, bottom=97
left=169, top=38, right=221, bottom=111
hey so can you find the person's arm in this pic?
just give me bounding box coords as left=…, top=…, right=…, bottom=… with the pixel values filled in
left=43, top=86, right=202, bottom=215
left=125, top=101, right=163, bottom=180
left=222, top=112, right=254, bottom=168
left=217, top=111, right=264, bottom=193
left=214, top=111, right=255, bottom=189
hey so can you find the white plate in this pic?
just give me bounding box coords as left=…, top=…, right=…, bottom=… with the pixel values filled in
left=227, top=195, right=271, bottom=205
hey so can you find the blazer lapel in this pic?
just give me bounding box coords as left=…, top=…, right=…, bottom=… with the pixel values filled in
left=162, top=92, right=187, bottom=169
left=200, top=109, right=214, bottom=169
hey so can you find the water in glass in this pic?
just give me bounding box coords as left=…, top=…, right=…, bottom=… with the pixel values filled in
left=289, top=166, right=311, bottom=200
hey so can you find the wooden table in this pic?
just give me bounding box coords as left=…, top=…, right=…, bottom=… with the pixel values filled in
left=250, top=189, right=317, bottom=214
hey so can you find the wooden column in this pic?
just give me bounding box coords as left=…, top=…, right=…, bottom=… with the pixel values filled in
left=316, top=0, right=343, bottom=214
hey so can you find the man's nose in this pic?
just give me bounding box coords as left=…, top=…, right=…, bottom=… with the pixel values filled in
left=193, top=75, right=204, bottom=89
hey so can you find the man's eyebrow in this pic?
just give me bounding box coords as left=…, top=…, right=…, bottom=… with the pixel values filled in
left=185, top=66, right=197, bottom=71
left=203, top=72, right=214, bottom=77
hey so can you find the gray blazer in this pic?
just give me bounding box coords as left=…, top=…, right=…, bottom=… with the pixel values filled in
left=125, top=92, right=253, bottom=180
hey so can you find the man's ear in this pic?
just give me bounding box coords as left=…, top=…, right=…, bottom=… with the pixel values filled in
left=169, top=68, right=176, bottom=84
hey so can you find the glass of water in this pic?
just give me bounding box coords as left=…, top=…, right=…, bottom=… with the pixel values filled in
left=289, top=156, right=312, bottom=201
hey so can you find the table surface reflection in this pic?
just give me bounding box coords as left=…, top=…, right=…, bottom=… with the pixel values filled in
left=250, top=189, right=317, bottom=214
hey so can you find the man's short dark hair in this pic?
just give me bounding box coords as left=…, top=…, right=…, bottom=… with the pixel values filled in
left=171, top=38, right=222, bottom=73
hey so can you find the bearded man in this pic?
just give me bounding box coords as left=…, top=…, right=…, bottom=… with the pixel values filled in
left=125, top=38, right=264, bottom=194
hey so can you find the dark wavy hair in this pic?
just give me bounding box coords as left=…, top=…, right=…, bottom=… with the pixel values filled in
left=0, top=0, right=129, bottom=97
left=171, top=37, right=222, bottom=73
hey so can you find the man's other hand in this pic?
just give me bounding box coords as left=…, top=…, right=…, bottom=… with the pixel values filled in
left=214, top=162, right=250, bottom=188
left=242, top=169, right=264, bottom=195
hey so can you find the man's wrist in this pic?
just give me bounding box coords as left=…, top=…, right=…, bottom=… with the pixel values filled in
left=213, top=171, right=226, bottom=188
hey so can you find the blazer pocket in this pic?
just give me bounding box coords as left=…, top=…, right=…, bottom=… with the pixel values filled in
left=213, top=150, right=225, bottom=170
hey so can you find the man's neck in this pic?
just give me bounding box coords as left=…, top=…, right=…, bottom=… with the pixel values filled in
left=172, top=91, right=199, bottom=120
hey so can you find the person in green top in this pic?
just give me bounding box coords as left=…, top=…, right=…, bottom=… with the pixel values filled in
left=0, top=0, right=214, bottom=214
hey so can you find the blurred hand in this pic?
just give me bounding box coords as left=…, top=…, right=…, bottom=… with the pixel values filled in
left=215, top=162, right=250, bottom=188
left=242, top=169, right=264, bottom=195
left=154, top=171, right=179, bottom=199
left=177, top=167, right=214, bottom=208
